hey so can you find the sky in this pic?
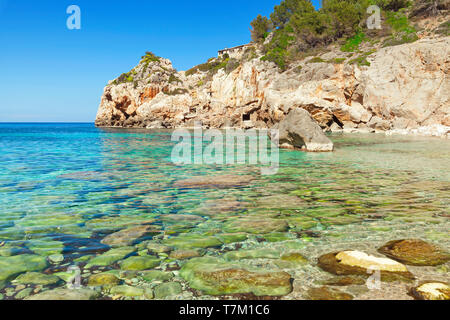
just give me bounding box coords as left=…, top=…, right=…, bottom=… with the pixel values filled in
left=0, top=0, right=321, bottom=122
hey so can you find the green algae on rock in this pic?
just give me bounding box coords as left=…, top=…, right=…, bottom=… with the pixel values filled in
left=180, top=257, right=292, bottom=296
left=378, top=239, right=450, bottom=266
left=0, top=254, right=48, bottom=282
left=409, top=282, right=450, bottom=300
left=223, top=249, right=280, bottom=261
left=146, top=243, right=173, bottom=254
left=173, top=175, right=254, bottom=189
left=319, top=276, right=366, bottom=286
left=318, top=250, right=414, bottom=282
left=110, top=285, right=144, bottom=297
left=306, top=286, right=354, bottom=300
left=274, top=252, right=308, bottom=268
left=88, top=273, right=120, bottom=286
left=119, top=256, right=161, bottom=271
left=154, top=282, right=182, bottom=299
left=169, top=249, right=203, bottom=260
left=12, top=272, right=61, bottom=286
left=27, top=239, right=64, bottom=256
left=15, top=287, right=34, bottom=300
left=101, top=225, right=161, bottom=248
left=223, top=217, right=289, bottom=234
left=86, top=247, right=135, bottom=268
left=163, top=234, right=222, bottom=249
left=26, top=288, right=100, bottom=300
left=140, top=270, right=174, bottom=282
left=215, top=233, right=248, bottom=244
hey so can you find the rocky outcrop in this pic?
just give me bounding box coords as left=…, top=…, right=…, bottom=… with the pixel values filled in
left=275, top=108, right=334, bottom=151
left=96, top=37, right=450, bottom=138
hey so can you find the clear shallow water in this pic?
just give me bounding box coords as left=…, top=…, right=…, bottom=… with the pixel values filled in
left=0, top=123, right=449, bottom=300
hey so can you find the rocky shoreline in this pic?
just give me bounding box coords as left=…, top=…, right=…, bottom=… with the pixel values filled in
left=95, top=36, right=449, bottom=139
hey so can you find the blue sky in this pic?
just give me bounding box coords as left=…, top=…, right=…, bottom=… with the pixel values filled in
left=0, top=0, right=321, bottom=122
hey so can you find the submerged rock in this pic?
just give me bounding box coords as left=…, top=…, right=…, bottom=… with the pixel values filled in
left=306, top=286, right=353, bottom=300
left=223, top=217, right=289, bottom=234
left=146, top=243, right=173, bottom=254
left=274, top=252, right=308, bottom=268
left=88, top=273, right=120, bottom=286
left=274, top=108, right=334, bottom=152
left=169, top=249, right=202, bottom=260
left=160, top=214, right=205, bottom=223
left=318, top=250, right=414, bottom=281
left=163, top=234, right=222, bottom=249
left=12, top=272, right=60, bottom=286
left=86, top=246, right=135, bottom=268
left=0, top=254, right=48, bottom=282
left=173, top=175, right=254, bottom=189
left=101, top=225, right=161, bottom=248
left=140, top=270, right=174, bottom=282
left=15, top=288, right=34, bottom=300
left=27, top=239, right=64, bottom=256
left=378, top=239, right=450, bottom=266
left=119, top=256, right=161, bottom=271
left=320, top=276, right=366, bottom=286
left=26, top=288, right=100, bottom=300
left=110, top=285, right=144, bottom=297
left=223, top=249, right=280, bottom=261
left=180, top=257, right=292, bottom=296
left=409, top=282, right=450, bottom=300
left=280, top=252, right=308, bottom=264
left=200, top=198, right=245, bottom=216
left=215, top=233, right=248, bottom=244
left=154, top=282, right=182, bottom=299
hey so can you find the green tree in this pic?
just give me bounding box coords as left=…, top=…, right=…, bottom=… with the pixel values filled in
left=321, top=0, right=365, bottom=38
left=250, top=15, right=272, bottom=43
left=375, top=0, right=410, bottom=11
left=270, top=0, right=316, bottom=28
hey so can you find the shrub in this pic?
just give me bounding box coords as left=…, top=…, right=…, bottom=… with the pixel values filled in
left=330, top=57, right=346, bottom=64
left=306, top=56, right=325, bottom=63
left=169, top=74, right=182, bottom=84
left=348, top=50, right=376, bottom=66
left=141, top=51, right=160, bottom=63
left=116, top=72, right=134, bottom=84
left=341, top=31, right=367, bottom=52
left=226, top=58, right=241, bottom=74
left=261, top=47, right=289, bottom=70
left=185, top=67, right=199, bottom=76
left=383, top=11, right=418, bottom=46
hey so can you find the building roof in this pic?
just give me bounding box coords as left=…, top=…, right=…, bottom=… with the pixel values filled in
left=218, top=44, right=252, bottom=54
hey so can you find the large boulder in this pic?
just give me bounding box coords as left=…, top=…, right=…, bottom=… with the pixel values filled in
left=378, top=239, right=450, bottom=266
left=274, top=108, right=334, bottom=152
left=180, top=257, right=292, bottom=296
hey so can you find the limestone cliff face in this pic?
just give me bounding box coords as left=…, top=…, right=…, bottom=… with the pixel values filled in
left=96, top=37, right=450, bottom=137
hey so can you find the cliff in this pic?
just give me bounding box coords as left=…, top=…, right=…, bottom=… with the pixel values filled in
left=96, top=35, right=449, bottom=138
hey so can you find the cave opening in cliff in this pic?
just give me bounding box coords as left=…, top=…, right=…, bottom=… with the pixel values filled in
left=242, top=113, right=251, bottom=121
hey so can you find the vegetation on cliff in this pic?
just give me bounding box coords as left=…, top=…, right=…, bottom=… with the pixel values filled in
left=251, top=0, right=447, bottom=69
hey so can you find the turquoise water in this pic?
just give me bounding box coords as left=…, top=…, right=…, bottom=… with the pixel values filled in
left=0, top=123, right=449, bottom=300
